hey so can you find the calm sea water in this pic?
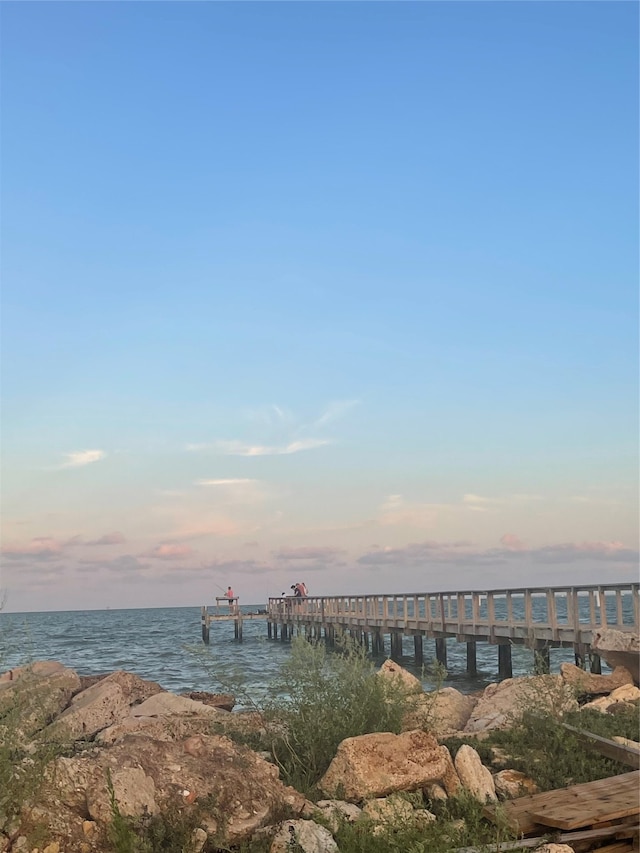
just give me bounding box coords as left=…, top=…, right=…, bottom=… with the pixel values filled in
left=0, top=600, right=620, bottom=702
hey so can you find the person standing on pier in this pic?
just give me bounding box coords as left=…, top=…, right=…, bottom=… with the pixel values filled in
left=225, top=586, right=237, bottom=614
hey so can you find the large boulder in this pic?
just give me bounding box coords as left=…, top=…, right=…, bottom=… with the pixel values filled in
left=0, top=661, right=81, bottom=743
left=318, top=729, right=460, bottom=802
left=51, top=680, right=130, bottom=740
left=560, top=663, right=633, bottom=695
left=377, top=660, right=423, bottom=694
left=592, top=629, right=640, bottom=685
left=463, top=676, right=578, bottom=733
left=454, top=744, right=497, bottom=803
left=24, top=733, right=307, bottom=850
left=404, top=687, right=476, bottom=735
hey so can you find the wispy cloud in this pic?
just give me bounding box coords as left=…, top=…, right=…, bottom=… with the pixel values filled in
left=186, top=399, right=358, bottom=457
left=196, top=479, right=259, bottom=486
left=58, top=449, right=106, bottom=469
left=190, top=438, right=330, bottom=456
left=377, top=492, right=551, bottom=527
left=273, top=546, right=345, bottom=562
left=358, top=536, right=638, bottom=568
left=378, top=494, right=450, bottom=528
left=78, top=555, right=151, bottom=574
left=192, top=477, right=270, bottom=506
left=203, top=558, right=273, bottom=576
left=462, top=494, right=503, bottom=512
left=310, top=399, right=360, bottom=429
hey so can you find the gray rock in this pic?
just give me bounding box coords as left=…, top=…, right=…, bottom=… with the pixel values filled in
left=270, top=820, right=339, bottom=853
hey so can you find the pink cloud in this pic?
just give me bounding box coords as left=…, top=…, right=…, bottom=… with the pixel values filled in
left=500, top=533, right=527, bottom=551
left=144, top=543, right=195, bottom=560
left=1, top=537, right=65, bottom=561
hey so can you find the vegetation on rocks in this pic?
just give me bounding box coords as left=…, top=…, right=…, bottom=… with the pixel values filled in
left=443, top=678, right=639, bottom=795
left=263, top=636, right=410, bottom=795
left=1, top=635, right=638, bottom=853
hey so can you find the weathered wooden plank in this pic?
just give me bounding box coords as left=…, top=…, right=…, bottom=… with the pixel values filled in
left=528, top=772, right=640, bottom=831
left=484, top=772, right=640, bottom=835
left=561, top=724, right=640, bottom=770
left=454, top=822, right=639, bottom=853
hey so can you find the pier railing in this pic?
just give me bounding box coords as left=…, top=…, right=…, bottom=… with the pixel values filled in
left=267, top=583, right=639, bottom=644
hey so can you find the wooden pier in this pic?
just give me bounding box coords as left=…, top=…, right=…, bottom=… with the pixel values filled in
left=266, top=583, right=639, bottom=676
left=200, top=599, right=266, bottom=644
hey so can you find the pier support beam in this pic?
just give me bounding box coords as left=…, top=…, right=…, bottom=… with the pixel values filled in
left=498, top=643, right=512, bottom=678
left=390, top=631, right=403, bottom=661
left=590, top=652, right=602, bottom=674
left=201, top=607, right=210, bottom=645
left=574, top=643, right=587, bottom=669
left=267, top=621, right=272, bottom=639
left=414, top=635, right=423, bottom=665
left=435, top=638, right=447, bottom=669
left=234, top=616, right=243, bottom=642
left=466, top=641, right=477, bottom=676
left=371, top=629, right=384, bottom=656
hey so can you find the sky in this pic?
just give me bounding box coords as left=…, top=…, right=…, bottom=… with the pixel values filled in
left=1, top=2, right=638, bottom=613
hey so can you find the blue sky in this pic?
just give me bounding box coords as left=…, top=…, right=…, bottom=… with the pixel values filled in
left=1, top=2, right=638, bottom=612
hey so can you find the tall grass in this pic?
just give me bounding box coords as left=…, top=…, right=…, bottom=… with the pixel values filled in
left=264, top=635, right=410, bottom=796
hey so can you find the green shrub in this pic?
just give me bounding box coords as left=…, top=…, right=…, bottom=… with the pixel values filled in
left=264, top=636, right=411, bottom=796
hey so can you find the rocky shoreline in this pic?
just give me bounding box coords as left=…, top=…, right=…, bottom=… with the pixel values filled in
left=1, top=648, right=639, bottom=853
